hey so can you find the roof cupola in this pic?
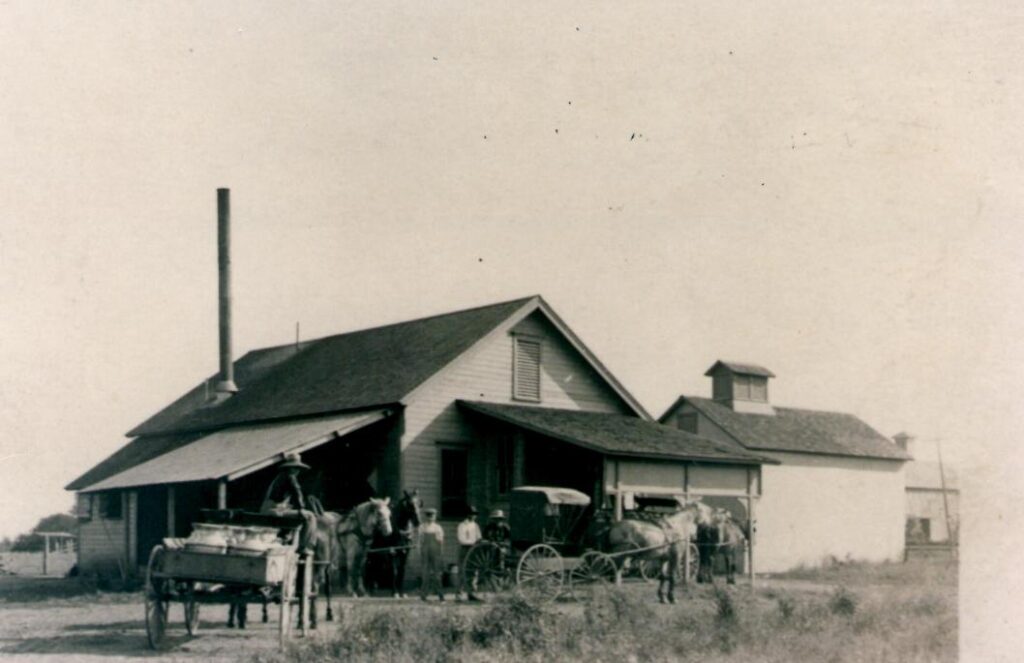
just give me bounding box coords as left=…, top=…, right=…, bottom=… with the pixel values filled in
left=705, top=360, right=776, bottom=415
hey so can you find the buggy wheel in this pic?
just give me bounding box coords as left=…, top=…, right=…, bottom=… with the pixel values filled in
left=686, top=543, right=699, bottom=583
left=184, top=582, right=200, bottom=636
left=516, top=544, right=564, bottom=602
left=639, top=557, right=663, bottom=582
left=569, top=551, right=617, bottom=597
left=464, top=542, right=511, bottom=594
left=144, top=545, right=170, bottom=650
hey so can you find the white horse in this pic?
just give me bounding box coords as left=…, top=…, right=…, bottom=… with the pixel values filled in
left=335, top=498, right=393, bottom=597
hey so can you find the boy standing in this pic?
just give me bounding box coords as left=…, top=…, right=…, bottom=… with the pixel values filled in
left=418, top=507, right=445, bottom=601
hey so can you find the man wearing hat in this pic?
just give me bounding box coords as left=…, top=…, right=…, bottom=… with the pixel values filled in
left=456, top=505, right=482, bottom=601
left=484, top=508, right=512, bottom=569
left=260, top=452, right=317, bottom=552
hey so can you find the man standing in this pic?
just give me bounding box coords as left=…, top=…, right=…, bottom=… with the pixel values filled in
left=456, top=506, right=482, bottom=601
left=260, top=452, right=318, bottom=553
left=418, top=507, right=446, bottom=601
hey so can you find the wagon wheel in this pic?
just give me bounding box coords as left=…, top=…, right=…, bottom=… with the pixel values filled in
left=515, top=544, right=564, bottom=602
left=464, top=542, right=512, bottom=594
left=144, top=545, right=171, bottom=650
left=184, top=581, right=200, bottom=636
left=639, top=556, right=663, bottom=582
left=686, top=543, right=700, bottom=583
left=569, top=551, right=618, bottom=597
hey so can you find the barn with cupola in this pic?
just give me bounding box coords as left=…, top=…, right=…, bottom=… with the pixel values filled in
left=660, top=361, right=910, bottom=572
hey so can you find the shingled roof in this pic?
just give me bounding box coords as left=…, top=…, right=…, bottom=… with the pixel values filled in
left=459, top=401, right=774, bottom=464
left=677, top=396, right=909, bottom=461
left=128, top=296, right=537, bottom=437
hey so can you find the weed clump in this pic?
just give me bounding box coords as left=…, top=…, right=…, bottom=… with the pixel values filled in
left=829, top=585, right=858, bottom=616
left=713, top=586, right=737, bottom=625
left=471, top=594, right=548, bottom=653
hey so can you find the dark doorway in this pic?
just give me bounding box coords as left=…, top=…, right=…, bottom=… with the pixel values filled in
left=136, top=485, right=168, bottom=564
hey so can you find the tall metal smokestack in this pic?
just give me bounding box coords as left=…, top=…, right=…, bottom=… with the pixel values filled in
left=215, top=188, right=238, bottom=396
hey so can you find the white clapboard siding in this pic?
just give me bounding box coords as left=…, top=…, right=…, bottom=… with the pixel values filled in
left=402, top=310, right=632, bottom=568
left=77, top=491, right=130, bottom=575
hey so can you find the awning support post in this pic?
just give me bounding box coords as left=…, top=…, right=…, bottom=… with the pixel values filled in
left=217, top=480, right=227, bottom=510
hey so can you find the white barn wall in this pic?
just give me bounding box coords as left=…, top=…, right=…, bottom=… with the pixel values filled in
left=757, top=452, right=905, bottom=571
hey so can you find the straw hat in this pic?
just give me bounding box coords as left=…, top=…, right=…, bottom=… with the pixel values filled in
left=279, top=452, right=310, bottom=471
left=489, top=509, right=506, bottom=520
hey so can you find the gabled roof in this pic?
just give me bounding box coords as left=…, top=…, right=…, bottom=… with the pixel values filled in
left=129, top=296, right=537, bottom=436
left=669, top=396, right=909, bottom=461
left=704, top=361, right=775, bottom=378
left=459, top=401, right=774, bottom=465
left=69, top=295, right=650, bottom=491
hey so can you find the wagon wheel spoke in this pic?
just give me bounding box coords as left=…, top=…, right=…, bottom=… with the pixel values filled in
left=184, top=581, right=201, bottom=636
left=144, top=545, right=170, bottom=650
left=569, top=551, right=617, bottom=598
left=516, top=544, right=564, bottom=603
left=686, top=543, right=699, bottom=583
left=464, top=542, right=509, bottom=594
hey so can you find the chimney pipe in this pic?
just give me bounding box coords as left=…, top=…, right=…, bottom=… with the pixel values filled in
left=215, top=188, right=238, bottom=396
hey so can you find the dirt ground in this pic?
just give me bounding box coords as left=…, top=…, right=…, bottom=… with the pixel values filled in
left=0, top=577, right=521, bottom=662
left=0, top=571, right=938, bottom=662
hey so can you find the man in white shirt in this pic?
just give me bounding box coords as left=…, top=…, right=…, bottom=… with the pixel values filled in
left=456, top=505, right=482, bottom=601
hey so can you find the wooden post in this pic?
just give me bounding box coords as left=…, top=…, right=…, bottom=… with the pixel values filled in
left=612, top=460, right=623, bottom=521
left=167, top=486, right=176, bottom=538
left=42, top=534, right=50, bottom=575
left=217, top=480, right=228, bottom=510
left=936, top=441, right=956, bottom=558
left=682, top=463, right=691, bottom=585
left=747, top=467, right=757, bottom=591
left=512, top=432, right=526, bottom=487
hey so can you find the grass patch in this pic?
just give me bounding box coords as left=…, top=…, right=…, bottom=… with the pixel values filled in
left=258, top=559, right=956, bottom=663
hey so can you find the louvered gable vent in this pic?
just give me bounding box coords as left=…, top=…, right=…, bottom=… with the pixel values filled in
left=513, top=336, right=541, bottom=402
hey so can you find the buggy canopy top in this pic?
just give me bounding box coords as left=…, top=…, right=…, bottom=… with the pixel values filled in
left=512, top=485, right=591, bottom=506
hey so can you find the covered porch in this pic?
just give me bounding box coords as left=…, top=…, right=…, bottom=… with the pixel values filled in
left=79, top=408, right=398, bottom=575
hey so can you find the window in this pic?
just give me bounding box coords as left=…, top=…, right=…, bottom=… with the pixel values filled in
left=440, top=448, right=468, bottom=519
left=75, top=493, right=93, bottom=521
left=750, top=377, right=768, bottom=401
left=496, top=436, right=515, bottom=495
left=733, top=375, right=751, bottom=400
left=512, top=336, right=541, bottom=402
left=100, top=491, right=123, bottom=519
left=677, top=413, right=698, bottom=434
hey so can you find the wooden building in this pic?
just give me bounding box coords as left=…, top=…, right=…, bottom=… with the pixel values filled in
left=898, top=433, right=959, bottom=545
left=660, top=361, right=910, bottom=573
left=68, top=297, right=768, bottom=578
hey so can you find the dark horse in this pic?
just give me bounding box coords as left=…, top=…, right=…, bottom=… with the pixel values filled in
left=696, top=509, right=746, bottom=585
left=365, top=490, right=422, bottom=597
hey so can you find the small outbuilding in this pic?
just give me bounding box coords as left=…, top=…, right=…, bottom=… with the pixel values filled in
left=660, top=361, right=910, bottom=572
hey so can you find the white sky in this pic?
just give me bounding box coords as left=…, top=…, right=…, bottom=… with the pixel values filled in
left=1, top=0, right=1021, bottom=575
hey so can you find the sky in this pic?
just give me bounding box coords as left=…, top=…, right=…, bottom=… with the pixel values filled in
left=1, top=0, right=1022, bottom=597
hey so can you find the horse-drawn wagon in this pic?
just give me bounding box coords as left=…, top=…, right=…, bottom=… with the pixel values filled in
left=143, top=509, right=315, bottom=651
left=462, top=486, right=712, bottom=603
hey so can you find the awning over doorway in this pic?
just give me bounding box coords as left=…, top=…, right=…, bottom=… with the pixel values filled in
left=80, top=409, right=391, bottom=492
left=458, top=401, right=772, bottom=465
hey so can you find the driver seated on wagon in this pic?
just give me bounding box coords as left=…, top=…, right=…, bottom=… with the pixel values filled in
left=260, top=452, right=318, bottom=553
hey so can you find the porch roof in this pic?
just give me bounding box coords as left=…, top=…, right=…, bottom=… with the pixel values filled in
left=79, top=409, right=391, bottom=492
left=458, top=401, right=774, bottom=465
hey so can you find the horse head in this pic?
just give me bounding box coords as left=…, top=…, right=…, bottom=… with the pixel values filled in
left=367, top=497, right=393, bottom=538
left=397, top=490, right=422, bottom=534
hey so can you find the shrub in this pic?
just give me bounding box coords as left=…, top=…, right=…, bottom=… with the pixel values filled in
left=829, top=585, right=858, bottom=616
left=776, top=594, right=796, bottom=622
left=713, top=586, right=737, bottom=625
left=471, top=594, right=548, bottom=653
